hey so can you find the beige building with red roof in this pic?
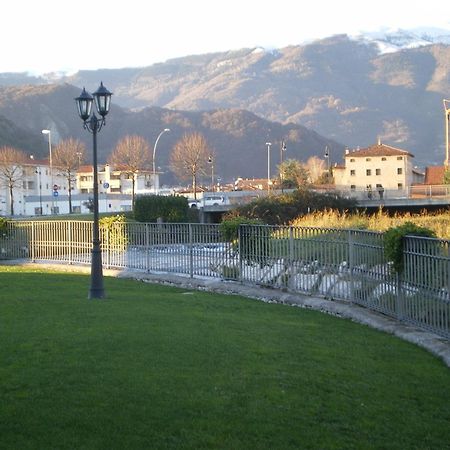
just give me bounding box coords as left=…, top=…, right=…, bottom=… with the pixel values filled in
left=333, top=141, right=424, bottom=196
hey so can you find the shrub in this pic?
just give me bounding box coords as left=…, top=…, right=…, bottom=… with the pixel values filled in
left=100, top=214, right=128, bottom=250
left=134, top=195, right=188, bottom=223
left=384, top=222, right=436, bottom=274
left=219, top=216, right=262, bottom=242
left=230, top=188, right=356, bottom=225
left=0, top=217, right=8, bottom=236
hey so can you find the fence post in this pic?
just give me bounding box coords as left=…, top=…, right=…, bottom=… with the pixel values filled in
left=105, top=226, right=110, bottom=269
left=238, top=225, right=243, bottom=283
left=31, top=221, right=36, bottom=262
left=348, top=229, right=354, bottom=304
left=396, top=272, right=404, bottom=321
left=447, top=242, right=450, bottom=305
left=145, top=223, right=150, bottom=273
left=68, top=221, right=72, bottom=265
left=189, top=223, right=194, bottom=278
left=288, top=226, right=294, bottom=289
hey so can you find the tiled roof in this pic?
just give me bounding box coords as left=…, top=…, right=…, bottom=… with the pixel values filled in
left=77, top=165, right=94, bottom=172
left=345, top=143, right=414, bottom=158
left=424, top=166, right=445, bottom=184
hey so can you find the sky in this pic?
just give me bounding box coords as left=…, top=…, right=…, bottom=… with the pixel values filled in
left=2, top=0, right=449, bottom=74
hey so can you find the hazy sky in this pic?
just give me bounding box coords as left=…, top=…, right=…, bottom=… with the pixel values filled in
left=2, top=0, right=449, bottom=74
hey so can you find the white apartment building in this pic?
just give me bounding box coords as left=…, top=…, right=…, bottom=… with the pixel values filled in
left=0, top=161, right=160, bottom=217
left=333, top=141, right=424, bottom=198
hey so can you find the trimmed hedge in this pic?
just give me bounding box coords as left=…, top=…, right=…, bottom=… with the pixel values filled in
left=134, top=195, right=188, bottom=223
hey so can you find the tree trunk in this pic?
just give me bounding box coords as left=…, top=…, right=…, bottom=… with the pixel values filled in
left=192, top=172, right=197, bottom=200
left=9, top=183, right=14, bottom=216
left=68, top=179, right=73, bottom=213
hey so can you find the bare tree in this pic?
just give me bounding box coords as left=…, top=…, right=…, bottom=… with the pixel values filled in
left=305, top=156, right=326, bottom=184
left=0, top=146, right=27, bottom=215
left=109, top=135, right=152, bottom=209
left=170, top=132, right=211, bottom=199
left=53, top=138, right=86, bottom=213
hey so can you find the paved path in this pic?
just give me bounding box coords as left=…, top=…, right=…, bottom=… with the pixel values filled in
left=4, top=261, right=450, bottom=368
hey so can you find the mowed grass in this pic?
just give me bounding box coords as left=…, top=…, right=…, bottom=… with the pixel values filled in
left=0, top=267, right=449, bottom=450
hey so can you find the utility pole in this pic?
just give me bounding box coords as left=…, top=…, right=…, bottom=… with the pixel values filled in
left=266, top=142, right=272, bottom=193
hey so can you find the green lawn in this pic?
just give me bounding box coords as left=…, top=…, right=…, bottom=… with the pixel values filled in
left=0, top=266, right=449, bottom=450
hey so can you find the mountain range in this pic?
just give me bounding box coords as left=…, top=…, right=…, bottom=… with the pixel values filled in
left=0, top=84, right=340, bottom=184
left=0, top=29, right=449, bottom=182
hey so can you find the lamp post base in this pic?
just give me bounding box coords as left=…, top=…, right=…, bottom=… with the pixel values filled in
left=89, top=241, right=105, bottom=299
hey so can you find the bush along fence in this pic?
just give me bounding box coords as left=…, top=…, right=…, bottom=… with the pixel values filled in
left=0, top=220, right=449, bottom=339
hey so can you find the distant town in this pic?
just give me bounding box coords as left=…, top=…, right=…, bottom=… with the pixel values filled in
left=1, top=135, right=449, bottom=218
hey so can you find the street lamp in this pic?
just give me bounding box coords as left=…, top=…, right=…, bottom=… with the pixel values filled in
left=444, top=100, right=450, bottom=167
left=153, top=128, right=170, bottom=195
left=75, top=82, right=113, bottom=299
left=324, top=145, right=331, bottom=173
left=208, top=155, right=214, bottom=190
left=280, top=141, right=287, bottom=192
left=41, top=129, right=53, bottom=213
left=266, top=142, right=272, bottom=193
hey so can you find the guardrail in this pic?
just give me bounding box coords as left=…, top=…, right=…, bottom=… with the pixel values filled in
left=1, top=220, right=449, bottom=339
left=334, top=184, right=450, bottom=201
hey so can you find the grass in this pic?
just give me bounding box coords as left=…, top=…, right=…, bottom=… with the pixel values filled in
left=291, top=208, right=450, bottom=238
left=0, top=266, right=449, bottom=450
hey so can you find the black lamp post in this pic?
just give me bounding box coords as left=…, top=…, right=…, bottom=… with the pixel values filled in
left=75, top=82, right=113, bottom=299
left=207, top=155, right=214, bottom=190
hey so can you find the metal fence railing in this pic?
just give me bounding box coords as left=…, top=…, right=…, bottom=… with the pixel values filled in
left=0, top=220, right=449, bottom=339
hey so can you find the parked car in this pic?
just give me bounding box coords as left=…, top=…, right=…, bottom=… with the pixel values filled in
left=202, top=195, right=228, bottom=206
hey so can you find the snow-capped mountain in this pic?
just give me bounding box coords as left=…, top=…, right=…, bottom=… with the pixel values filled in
left=353, top=27, right=450, bottom=54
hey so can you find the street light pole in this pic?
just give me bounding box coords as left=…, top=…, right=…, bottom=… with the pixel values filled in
left=153, top=128, right=170, bottom=195
left=324, top=145, right=331, bottom=174
left=75, top=82, right=113, bottom=299
left=444, top=100, right=450, bottom=167
left=208, top=155, right=214, bottom=190
left=266, top=142, right=272, bottom=193
left=41, top=129, right=53, bottom=213
left=280, top=141, right=287, bottom=192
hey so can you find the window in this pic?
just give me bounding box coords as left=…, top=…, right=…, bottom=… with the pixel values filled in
left=381, top=157, right=387, bottom=161
left=349, top=158, right=355, bottom=162
left=376, top=169, right=381, bottom=175
left=397, top=183, right=403, bottom=190
left=366, top=169, right=372, bottom=176
left=397, top=168, right=403, bottom=175
left=350, top=185, right=356, bottom=191
left=350, top=169, right=355, bottom=176
left=366, top=158, right=371, bottom=161
left=397, top=156, right=403, bottom=160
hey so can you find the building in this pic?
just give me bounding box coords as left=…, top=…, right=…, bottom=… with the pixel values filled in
left=333, top=141, right=424, bottom=198
left=424, top=166, right=446, bottom=185
left=0, top=160, right=161, bottom=217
